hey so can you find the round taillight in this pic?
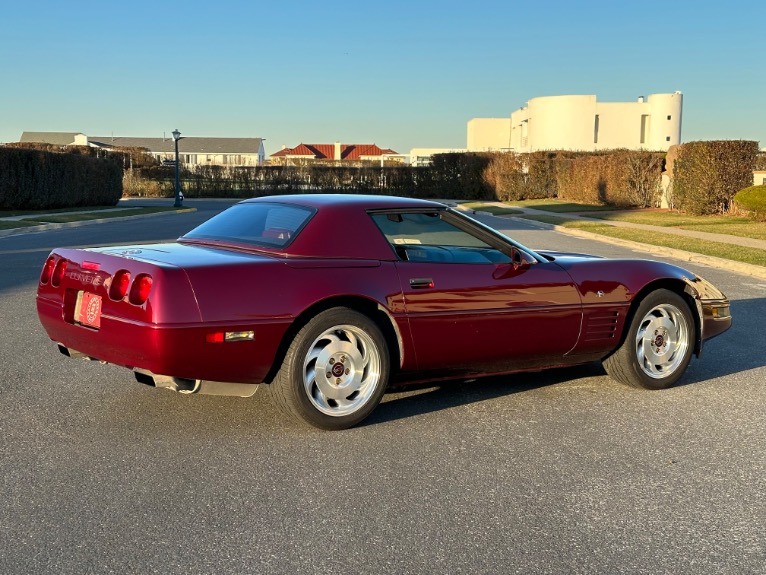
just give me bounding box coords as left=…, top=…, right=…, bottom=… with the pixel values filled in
left=41, top=256, right=56, bottom=284
left=51, top=259, right=68, bottom=287
left=129, top=274, right=153, bottom=305
left=109, top=270, right=131, bottom=300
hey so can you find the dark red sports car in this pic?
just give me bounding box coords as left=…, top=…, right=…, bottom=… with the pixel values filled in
left=37, top=195, right=732, bottom=429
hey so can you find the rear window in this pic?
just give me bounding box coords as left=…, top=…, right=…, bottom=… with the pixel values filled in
left=182, top=202, right=315, bottom=248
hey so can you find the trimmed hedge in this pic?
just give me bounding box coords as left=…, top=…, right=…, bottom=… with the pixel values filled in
left=733, top=184, right=766, bottom=221
left=671, top=140, right=759, bottom=215
left=0, top=146, right=122, bottom=209
left=120, top=144, right=757, bottom=215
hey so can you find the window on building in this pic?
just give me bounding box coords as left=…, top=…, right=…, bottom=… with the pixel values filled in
left=667, top=115, right=672, bottom=120
left=594, top=115, right=599, bottom=144
left=640, top=115, right=649, bottom=144
left=666, top=136, right=671, bottom=142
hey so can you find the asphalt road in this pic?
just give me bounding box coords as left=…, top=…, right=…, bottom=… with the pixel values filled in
left=1, top=200, right=764, bottom=574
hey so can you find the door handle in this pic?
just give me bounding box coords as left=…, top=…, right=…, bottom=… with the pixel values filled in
left=409, top=277, right=434, bottom=289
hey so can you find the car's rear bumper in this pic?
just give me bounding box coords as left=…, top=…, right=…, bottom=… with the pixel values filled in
left=38, top=294, right=289, bottom=384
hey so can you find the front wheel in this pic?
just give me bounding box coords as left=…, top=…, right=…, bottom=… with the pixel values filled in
left=603, top=289, right=695, bottom=390
left=270, top=307, right=390, bottom=430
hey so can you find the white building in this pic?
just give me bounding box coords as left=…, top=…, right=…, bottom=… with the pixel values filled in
left=19, top=132, right=266, bottom=167
left=468, top=92, right=683, bottom=153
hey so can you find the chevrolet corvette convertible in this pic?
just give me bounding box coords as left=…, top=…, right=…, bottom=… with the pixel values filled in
left=37, top=195, right=732, bottom=429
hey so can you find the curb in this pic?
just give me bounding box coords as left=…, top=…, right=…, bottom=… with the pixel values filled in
left=516, top=216, right=766, bottom=281
left=0, top=208, right=197, bottom=238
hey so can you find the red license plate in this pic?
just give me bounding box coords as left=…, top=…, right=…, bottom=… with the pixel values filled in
left=76, top=292, right=102, bottom=329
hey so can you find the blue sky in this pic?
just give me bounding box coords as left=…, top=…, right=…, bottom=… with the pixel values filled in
left=2, top=0, right=764, bottom=155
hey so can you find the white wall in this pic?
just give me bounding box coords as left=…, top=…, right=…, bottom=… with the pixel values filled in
left=471, top=92, right=683, bottom=153
left=467, top=118, right=511, bottom=151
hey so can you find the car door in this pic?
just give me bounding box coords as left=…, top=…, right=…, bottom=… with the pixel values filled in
left=371, top=210, right=582, bottom=373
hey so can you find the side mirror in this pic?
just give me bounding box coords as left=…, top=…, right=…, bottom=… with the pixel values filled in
left=510, top=246, right=533, bottom=270
left=493, top=247, right=532, bottom=279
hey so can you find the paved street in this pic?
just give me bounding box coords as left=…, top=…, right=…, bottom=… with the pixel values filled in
left=1, top=201, right=764, bottom=574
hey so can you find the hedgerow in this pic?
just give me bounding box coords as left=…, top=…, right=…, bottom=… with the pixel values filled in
left=0, top=146, right=122, bottom=209
left=672, top=140, right=759, bottom=215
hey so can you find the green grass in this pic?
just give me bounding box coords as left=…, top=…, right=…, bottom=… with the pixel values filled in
left=0, top=205, right=120, bottom=217
left=520, top=215, right=766, bottom=267
left=462, top=203, right=523, bottom=216
left=32, top=207, right=184, bottom=223
left=0, top=220, right=41, bottom=230
left=580, top=211, right=766, bottom=241
left=503, top=199, right=616, bottom=213
left=0, top=207, right=193, bottom=229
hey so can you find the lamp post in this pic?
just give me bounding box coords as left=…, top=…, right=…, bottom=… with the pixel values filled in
left=172, top=129, right=182, bottom=207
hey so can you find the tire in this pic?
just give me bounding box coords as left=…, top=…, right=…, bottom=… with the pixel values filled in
left=270, top=307, right=390, bottom=430
left=603, top=289, right=695, bottom=390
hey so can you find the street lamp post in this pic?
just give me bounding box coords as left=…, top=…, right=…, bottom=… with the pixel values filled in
left=172, top=129, right=182, bottom=207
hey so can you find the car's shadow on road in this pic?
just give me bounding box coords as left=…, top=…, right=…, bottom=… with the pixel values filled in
left=365, top=296, right=765, bottom=427
left=366, top=364, right=604, bottom=427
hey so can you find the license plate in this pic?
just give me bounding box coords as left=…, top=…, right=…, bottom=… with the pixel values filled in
left=76, top=292, right=102, bottom=329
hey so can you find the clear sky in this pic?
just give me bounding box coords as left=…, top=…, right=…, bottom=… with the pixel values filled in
left=2, top=0, right=764, bottom=156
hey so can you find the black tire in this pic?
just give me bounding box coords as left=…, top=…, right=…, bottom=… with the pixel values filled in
left=603, top=289, right=695, bottom=390
left=270, top=307, right=390, bottom=430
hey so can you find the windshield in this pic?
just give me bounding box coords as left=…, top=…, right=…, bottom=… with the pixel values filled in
left=181, top=202, right=315, bottom=248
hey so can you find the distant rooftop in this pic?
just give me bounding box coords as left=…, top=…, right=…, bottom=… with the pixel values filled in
left=19, top=132, right=264, bottom=154
left=272, top=143, right=397, bottom=160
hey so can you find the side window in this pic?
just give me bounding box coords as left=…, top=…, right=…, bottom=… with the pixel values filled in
left=371, top=212, right=511, bottom=264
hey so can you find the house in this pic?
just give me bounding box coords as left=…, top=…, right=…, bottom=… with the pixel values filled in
left=270, top=142, right=399, bottom=165
left=468, top=92, right=683, bottom=153
left=18, top=132, right=266, bottom=167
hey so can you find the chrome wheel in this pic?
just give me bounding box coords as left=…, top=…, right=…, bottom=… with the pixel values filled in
left=634, top=303, right=690, bottom=379
left=303, top=324, right=382, bottom=417
left=603, top=289, right=695, bottom=390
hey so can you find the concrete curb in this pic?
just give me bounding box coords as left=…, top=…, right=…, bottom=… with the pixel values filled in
left=0, top=208, right=197, bottom=238
left=516, top=216, right=766, bottom=281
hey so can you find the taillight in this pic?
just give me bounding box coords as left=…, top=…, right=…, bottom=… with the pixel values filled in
left=109, top=270, right=131, bottom=300
left=51, top=259, right=68, bottom=287
left=41, top=256, right=56, bottom=284
left=129, top=274, right=153, bottom=305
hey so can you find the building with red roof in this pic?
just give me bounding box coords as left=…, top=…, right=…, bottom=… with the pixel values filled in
left=270, top=142, right=400, bottom=165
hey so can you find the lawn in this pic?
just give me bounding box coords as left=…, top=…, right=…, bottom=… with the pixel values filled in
left=32, top=207, right=186, bottom=223
left=461, top=203, right=523, bottom=216
left=0, top=220, right=41, bottom=230
left=0, top=207, right=192, bottom=229
left=520, top=215, right=766, bottom=267
left=503, top=199, right=617, bottom=213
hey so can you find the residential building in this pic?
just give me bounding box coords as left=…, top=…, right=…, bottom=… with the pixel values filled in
left=468, top=92, right=683, bottom=153
left=270, top=142, right=399, bottom=165
left=18, top=132, right=266, bottom=167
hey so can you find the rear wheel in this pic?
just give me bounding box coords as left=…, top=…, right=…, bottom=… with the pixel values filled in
left=271, top=307, right=390, bottom=430
left=603, top=289, right=695, bottom=390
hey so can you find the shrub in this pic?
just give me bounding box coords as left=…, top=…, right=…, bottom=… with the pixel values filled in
left=733, top=184, right=766, bottom=221
left=0, top=146, right=122, bottom=209
left=672, top=140, right=759, bottom=215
